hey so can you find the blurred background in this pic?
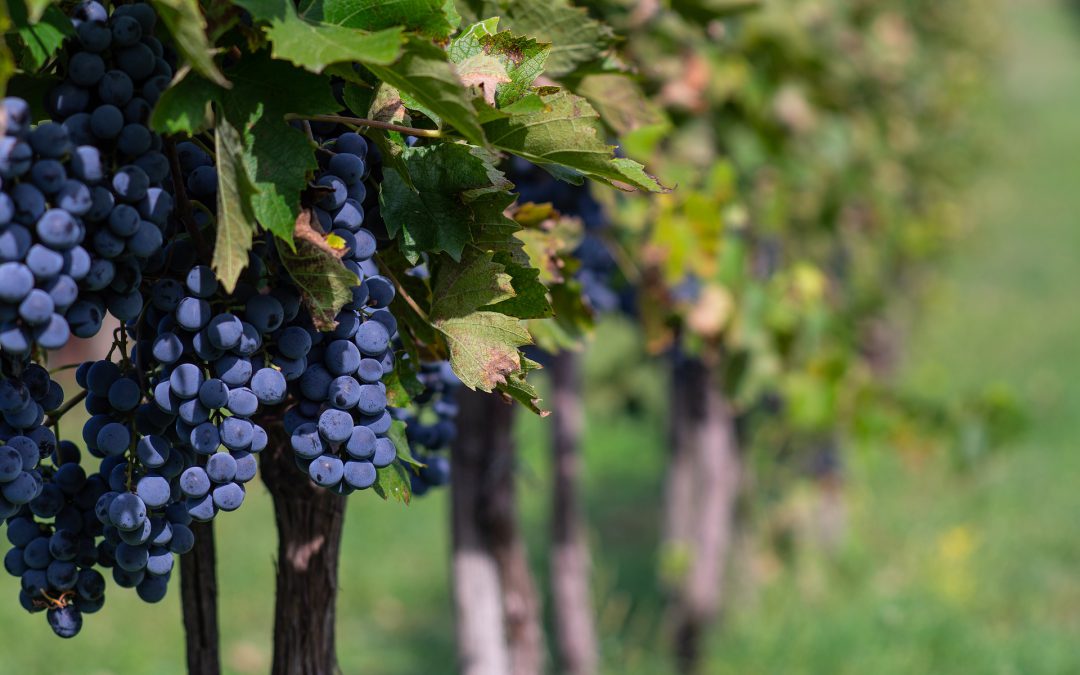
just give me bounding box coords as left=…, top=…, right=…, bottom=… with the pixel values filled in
left=3, top=0, right=1079, bottom=672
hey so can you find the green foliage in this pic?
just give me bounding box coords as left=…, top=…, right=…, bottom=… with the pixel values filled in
left=448, top=18, right=550, bottom=107
left=233, top=0, right=403, bottom=72
left=483, top=89, right=667, bottom=191
left=211, top=114, right=260, bottom=291
left=7, top=1, right=70, bottom=71
left=149, top=0, right=228, bottom=86
left=304, top=0, right=459, bottom=39
left=365, top=38, right=487, bottom=145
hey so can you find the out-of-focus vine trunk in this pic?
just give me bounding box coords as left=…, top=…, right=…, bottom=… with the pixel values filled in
left=549, top=350, right=598, bottom=675
left=451, top=388, right=545, bottom=675
left=662, top=353, right=742, bottom=675
left=260, top=424, right=347, bottom=675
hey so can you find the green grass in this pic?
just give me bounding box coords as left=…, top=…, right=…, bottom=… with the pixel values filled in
left=2, top=0, right=1078, bottom=672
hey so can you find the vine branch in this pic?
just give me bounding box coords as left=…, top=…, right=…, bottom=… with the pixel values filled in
left=285, top=113, right=443, bottom=138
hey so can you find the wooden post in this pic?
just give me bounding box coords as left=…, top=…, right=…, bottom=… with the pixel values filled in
left=451, top=387, right=545, bottom=675
left=549, top=351, right=598, bottom=675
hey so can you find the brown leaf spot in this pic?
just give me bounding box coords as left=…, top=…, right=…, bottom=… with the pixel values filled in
left=295, top=209, right=346, bottom=259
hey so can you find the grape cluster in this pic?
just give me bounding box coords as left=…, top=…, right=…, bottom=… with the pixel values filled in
left=1, top=412, right=108, bottom=635
left=397, top=362, right=458, bottom=496
left=0, top=8, right=411, bottom=635
left=0, top=0, right=177, bottom=356
left=51, top=0, right=176, bottom=332
left=280, top=132, right=401, bottom=494
left=0, top=98, right=101, bottom=353
left=508, top=157, right=624, bottom=314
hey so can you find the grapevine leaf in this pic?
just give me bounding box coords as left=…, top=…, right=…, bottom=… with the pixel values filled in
left=455, top=53, right=509, bottom=106
left=366, top=82, right=406, bottom=123
left=384, top=356, right=421, bottom=407
left=220, top=53, right=339, bottom=243
left=274, top=231, right=359, bottom=331
left=484, top=258, right=551, bottom=319
left=365, top=38, right=485, bottom=146
left=9, top=2, right=71, bottom=71
left=22, top=0, right=52, bottom=22
left=212, top=114, right=260, bottom=292
left=150, top=0, right=229, bottom=87
left=470, top=191, right=529, bottom=267
left=232, top=0, right=402, bottom=72
left=430, top=252, right=515, bottom=319
left=574, top=73, right=666, bottom=136
left=429, top=252, right=532, bottom=392
left=303, top=0, right=456, bottom=40
left=379, top=143, right=511, bottom=261
left=149, top=73, right=218, bottom=135
left=388, top=420, right=424, bottom=470
left=496, top=353, right=545, bottom=415
left=483, top=90, right=668, bottom=192
left=448, top=18, right=550, bottom=108
left=491, top=0, right=613, bottom=77
left=436, top=312, right=531, bottom=392
left=373, top=461, right=411, bottom=504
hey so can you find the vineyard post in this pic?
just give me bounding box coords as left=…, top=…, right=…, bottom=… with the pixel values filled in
left=549, top=350, right=598, bottom=675
left=451, top=387, right=544, bottom=675
left=664, top=353, right=742, bottom=674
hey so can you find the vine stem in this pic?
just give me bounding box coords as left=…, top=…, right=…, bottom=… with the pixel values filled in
left=44, top=390, right=87, bottom=427
left=163, top=137, right=214, bottom=263
left=284, top=113, right=443, bottom=138
left=374, top=255, right=429, bottom=322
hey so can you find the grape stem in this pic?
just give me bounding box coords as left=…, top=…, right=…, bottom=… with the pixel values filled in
left=374, top=255, right=429, bottom=321
left=163, top=137, right=214, bottom=263
left=44, top=389, right=87, bottom=427
left=284, top=113, right=443, bottom=138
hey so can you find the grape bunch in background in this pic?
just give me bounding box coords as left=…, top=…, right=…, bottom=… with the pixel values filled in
left=396, top=362, right=458, bottom=496
left=0, top=1, right=416, bottom=638
left=508, top=157, right=627, bottom=316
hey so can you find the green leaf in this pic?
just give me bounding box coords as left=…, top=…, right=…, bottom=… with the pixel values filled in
left=388, top=420, right=425, bottom=470
left=437, top=311, right=531, bottom=392
left=448, top=18, right=550, bottom=108
left=22, top=0, right=53, bottom=23
left=574, top=73, right=666, bottom=137
left=379, top=143, right=511, bottom=260
left=483, top=89, right=667, bottom=192
left=212, top=114, right=260, bottom=292
left=220, top=53, right=339, bottom=242
left=233, top=0, right=402, bottom=72
left=496, top=353, right=545, bottom=414
left=274, top=232, right=359, bottom=331
left=9, top=2, right=71, bottom=71
left=384, top=353, right=422, bottom=407
left=373, top=461, right=411, bottom=503
left=429, top=252, right=533, bottom=391
left=492, top=0, right=613, bottom=78
left=304, top=0, right=456, bottom=39
left=485, top=258, right=551, bottom=319
left=365, top=38, right=485, bottom=145
left=430, top=251, right=515, bottom=319
left=149, top=73, right=219, bottom=135
left=150, top=0, right=229, bottom=87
